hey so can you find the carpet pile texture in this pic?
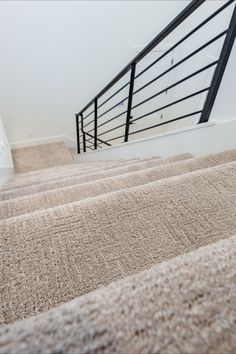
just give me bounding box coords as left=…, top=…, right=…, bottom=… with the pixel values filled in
left=0, top=234, right=235, bottom=354
left=0, top=148, right=236, bottom=353
left=0, top=149, right=235, bottom=220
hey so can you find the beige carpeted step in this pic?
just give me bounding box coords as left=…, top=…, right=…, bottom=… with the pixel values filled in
left=13, top=157, right=152, bottom=179
left=7, top=162, right=117, bottom=186
left=7, top=158, right=145, bottom=186
left=11, top=142, right=74, bottom=173
left=9, top=162, right=105, bottom=181
left=12, top=157, right=145, bottom=181
left=2, top=157, right=160, bottom=192
left=12, top=160, right=123, bottom=179
left=0, top=154, right=191, bottom=201
left=0, top=161, right=235, bottom=325
left=3, top=158, right=157, bottom=191
left=1, top=234, right=235, bottom=354
left=0, top=149, right=236, bottom=220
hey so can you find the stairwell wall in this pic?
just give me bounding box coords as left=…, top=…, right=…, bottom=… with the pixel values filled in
left=0, top=115, right=14, bottom=186
left=0, top=1, right=235, bottom=149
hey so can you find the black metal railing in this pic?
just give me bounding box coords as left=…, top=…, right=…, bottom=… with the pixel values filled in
left=75, top=0, right=236, bottom=154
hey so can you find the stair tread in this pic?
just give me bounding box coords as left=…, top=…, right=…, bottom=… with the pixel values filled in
left=1, top=157, right=161, bottom=191
left=0, top=149, right=236, bottom=220
left=1, top=160, right=235, bottom=325
left=1, top=234, right=235, bottom=353
left=0, top=154, right=191, bottom=200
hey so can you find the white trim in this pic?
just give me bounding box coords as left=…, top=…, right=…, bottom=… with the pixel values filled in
left=80, top=121, right=215, bottom=155
left=10, top=135, right=76, bottom=150
left=0, top=115, right=14, bottom=186
left=0, top=167, right=14, bottom=187
left=75, top=119, right=236, bottom=162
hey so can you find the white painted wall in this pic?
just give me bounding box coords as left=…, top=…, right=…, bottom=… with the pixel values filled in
left=0, top=115, right=14, bottom=185
left=0, top=1, right=235, bottom=148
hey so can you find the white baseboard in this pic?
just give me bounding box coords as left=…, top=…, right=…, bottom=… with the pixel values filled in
left=10, top=135, right=76, bottom=150
left=0, top=167, right=14, bottom=187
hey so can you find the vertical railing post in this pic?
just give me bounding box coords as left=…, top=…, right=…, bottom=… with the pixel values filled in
left=80, top=113, right=86, bottom=153
left=94, top=98, right=98, bottom=149
left=124, top=62, right=136, bottom=142
left=75, top=114, right=80, bottom=154
left=199, top=4, right=236, bottom=124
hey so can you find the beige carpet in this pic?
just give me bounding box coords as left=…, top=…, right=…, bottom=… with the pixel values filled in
left=0, top=153, right=191, bottom=200
left=1, top=156, right=160, bottom=191
left=11, top=142, right=74, bottom=173
left=0, top=160, right=235, bottom=325
left=0, top=149, right=236, bottom=220
left=11, top=160, right=119, bottom=180
left=0, top=148, right=236, bottom=353
left=0, top=234, right=236, bottom=354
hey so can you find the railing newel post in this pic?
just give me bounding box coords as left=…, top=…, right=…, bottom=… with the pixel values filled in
left=75, top=114, right=80, bottom=154
left=80, top=113, right=86, bottom=153
left=94, top=99, right=98, bottom=149
left=124, top=62, right=136, bottom=143
left=199, top=4, right=236, bottom=124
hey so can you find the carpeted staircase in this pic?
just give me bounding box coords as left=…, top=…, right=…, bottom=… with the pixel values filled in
left=0, top=149, right=236, bottom=353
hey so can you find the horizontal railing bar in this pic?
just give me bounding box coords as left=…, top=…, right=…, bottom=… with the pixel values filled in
left=129, top=111, right=202, bottom=136
left=135, top=0, right=235, bottom=80
left=96, top=138, right=112, bottom=147
left=83, top=136, right=93, bottom=144
left=87, top=146, right=94, bottom=151
left=105, top=110, right=202, bottom=143
left=83, top=120, right=94, bottom=129
left=86, top=142, right=94, bottom=148
left=103, top=134, right=125, bottom=143
left=82, top=141, right=93, bottom=150
left=85, top=136, right=94, bottom=144
left=97, top=96, right=129, bottom=119
left=83, top=131, right=112, bottom=146
left=132, top=87, right=209, bottom=123
left=99, top=122, right=127, bottom=137
left=98, top=82, right=130, bottom=109
left=77, top=0, right=205, bottom=114
left=132, top=60, right=218, bottom=110
left=85, top=137, right=105, bottom=146
left=133, top=30, right=227, bottom=96
left=84, top=110, right=95, bottom=120
left=83, top=51, right=223, bottom=137
left=97, top=141, right=109, bottom=147
left=94, top=30, right=226, bottom=127
left=86, top=126, right=96, bottom=135
left=87, top=109, right=128, bottom=134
